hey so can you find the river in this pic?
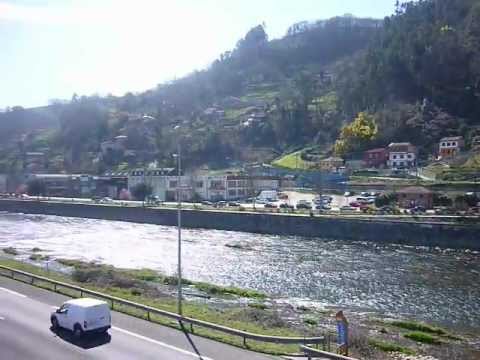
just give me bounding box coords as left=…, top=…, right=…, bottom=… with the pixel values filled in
left=1, top=212, right=479, bottom=332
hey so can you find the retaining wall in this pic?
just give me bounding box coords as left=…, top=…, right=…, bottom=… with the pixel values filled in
left=0, top=200, right=478, bottom=249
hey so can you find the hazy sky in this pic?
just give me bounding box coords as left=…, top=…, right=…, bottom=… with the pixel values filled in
left=0, top=0, right=397, bottom=109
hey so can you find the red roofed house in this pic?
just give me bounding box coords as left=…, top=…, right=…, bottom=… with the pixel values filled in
left=387, top=142, right=417, bottom=169
left=397, top=186, right=434, bottom=209
left=363, top=148, right=388, bottom=168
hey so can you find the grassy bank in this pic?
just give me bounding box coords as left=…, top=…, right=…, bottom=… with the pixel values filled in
left=1, top=252, right=477, bottom=359
left=0, top=257, right=302, bottom=355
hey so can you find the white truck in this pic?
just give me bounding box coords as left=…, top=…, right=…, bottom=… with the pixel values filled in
left=51, top=298, right=111, bottom=338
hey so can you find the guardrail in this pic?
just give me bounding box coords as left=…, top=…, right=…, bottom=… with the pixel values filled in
left=0, top=265, right=325, bottom=349
left=300, top=345, right=359, bottom=360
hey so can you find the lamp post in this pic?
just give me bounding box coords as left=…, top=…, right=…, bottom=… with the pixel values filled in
left=173, top=126, right=183, bottom=316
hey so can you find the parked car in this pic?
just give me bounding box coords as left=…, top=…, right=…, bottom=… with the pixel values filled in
left=264, top=202, right=278, bottom=209
left=349, top=201, right=361, bottom=208
left=360, top=192, right=370, bottom=197
left=51, top=298, right=111, bottom=338
left=99, top=197, right=113, bottom=204
left=316, top=204, right=331, bottom=210
left=369, top=192, right=379, bottom=197
left=296, top=200, right=312, bottom=209
left=279, top=203, right=294, bottom=209
left=214, top=201, right=227, bottom=208
left=344, top=191, right=353, bottom=197
left=228, top=201, right=240, bottom=207
left=201, top=201, right=214, bottom=206
left=340, top=205, right=356, bottom=212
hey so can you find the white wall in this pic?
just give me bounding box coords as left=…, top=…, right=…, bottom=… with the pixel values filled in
left=0, top=175, right=6, bottom=193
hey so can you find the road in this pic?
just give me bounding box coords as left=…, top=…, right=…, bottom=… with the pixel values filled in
left=0, top=276, right=279, bottom=360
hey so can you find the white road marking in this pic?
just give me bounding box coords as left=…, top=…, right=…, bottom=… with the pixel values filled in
left=112, top=326, right=214, bottom=360
left=0, top=287, right=27, bottom=298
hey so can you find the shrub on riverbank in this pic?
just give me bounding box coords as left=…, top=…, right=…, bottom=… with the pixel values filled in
left=390, top=320, right=447, bottom=335
left=2, top=247, right=18, bottom=255
left=404, top=332, right=442, bottom=345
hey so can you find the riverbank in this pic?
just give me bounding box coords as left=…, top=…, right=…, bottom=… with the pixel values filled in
left=0, top=199, right=479, bottom=249
left=1, top=253, right=478, bottom=360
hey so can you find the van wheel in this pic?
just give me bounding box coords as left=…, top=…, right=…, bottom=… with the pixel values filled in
left=73, top=324, right=83, bottom=339
left=51, top=316, right=59, bottom=330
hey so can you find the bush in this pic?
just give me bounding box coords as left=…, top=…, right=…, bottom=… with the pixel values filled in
left=390, top=320, right=446, bottom=335
left=404, top=331, right=441, bottom=344
left=375, top=193, right=397, bottom=207
left=369, top=339, right=415, bottom=355
left=3, top=247, right=18, bottom=255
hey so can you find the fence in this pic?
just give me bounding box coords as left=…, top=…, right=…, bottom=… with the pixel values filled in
left=300, top=345, right=359, bottom=360
left=0, top=265, right=325, bottom=349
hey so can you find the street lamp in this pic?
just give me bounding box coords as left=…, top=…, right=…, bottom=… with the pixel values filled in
left=173, top=125, right=183, bottom=315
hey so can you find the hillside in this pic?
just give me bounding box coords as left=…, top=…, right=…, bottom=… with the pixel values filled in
left=0, top=15, right=381, bottom=174
left=2, top=0, right=480, bottom=175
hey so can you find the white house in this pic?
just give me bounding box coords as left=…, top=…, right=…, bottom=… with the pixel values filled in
left=387, top=142, right=417, bottom=169
left=439, top=136, right=464, bottom=158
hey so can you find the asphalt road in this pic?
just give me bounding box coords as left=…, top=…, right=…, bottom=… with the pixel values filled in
left=0, top=276, right=279, bottom=360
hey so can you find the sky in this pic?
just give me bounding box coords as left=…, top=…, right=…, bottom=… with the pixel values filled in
left=0, top=0, right=398, bottom=109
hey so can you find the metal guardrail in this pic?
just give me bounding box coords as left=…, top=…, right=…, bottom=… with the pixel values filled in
left=300, top=345, right=359, bottom=360
left=0, top=265, right=325, bottom=348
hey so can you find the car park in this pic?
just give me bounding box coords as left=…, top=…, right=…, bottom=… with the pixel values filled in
left=51, top=298, right=111, bottom=338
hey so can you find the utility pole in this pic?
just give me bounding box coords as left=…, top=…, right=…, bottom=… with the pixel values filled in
left=173, top=126, right=183, bottom=316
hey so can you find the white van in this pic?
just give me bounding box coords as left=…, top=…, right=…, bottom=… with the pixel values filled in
left=51, top=298, right=111, bottom=338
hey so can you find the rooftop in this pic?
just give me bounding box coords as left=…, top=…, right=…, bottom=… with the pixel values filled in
left=397, top=186, right=433, bottom=194
left=65, top=298, right=108, bottom=308
left=440, top=136, right=463, bottom=142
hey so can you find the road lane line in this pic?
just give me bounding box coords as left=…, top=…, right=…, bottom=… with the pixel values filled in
left=0, top=287, right=27, bottom=298
left=112, top=326, right=214, bottom=360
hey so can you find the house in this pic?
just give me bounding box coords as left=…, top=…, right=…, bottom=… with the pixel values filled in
left=363, top=148, right=388, bottom=168
left=128, top=168, right=177, bottom=201
left=387, top=143, right=417, bottom=169
left=397, top=186, right=434, bottom=209
left=439, top=136, right=464, bottom=158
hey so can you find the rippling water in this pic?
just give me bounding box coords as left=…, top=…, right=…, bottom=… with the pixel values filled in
left=1, top=212, right=479, bottom=331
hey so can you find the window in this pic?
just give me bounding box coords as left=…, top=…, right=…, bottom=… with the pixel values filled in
left=419, top=194, right=424, bottom=198
left=169, top=181, right=178, bottom=188
left=228, top=180, right=236, bottom=188
left=447, top=142, right=451, bottom=146
left=392, top=161, right=397, bottom=167
left=400, top=154, right=405, bottom=159
left=452, top=142, right=457, bottom=146
left=238, top=189, right=246, bottom=196
left=393, top=155, right=397, bottom=159
left=228, top=190, right=236, bottom=196
left=442, top=142, right=446, bottom=147
left=407, top=154, right=412, bottom=159
left=195, top=181, right=204, bottom=188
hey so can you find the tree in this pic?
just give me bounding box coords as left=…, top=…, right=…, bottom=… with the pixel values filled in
left=27, top=178, right=46, bottom=200
left=334, top=112, right=378, bottom=156
left=131, top=183, right=152, bottom=206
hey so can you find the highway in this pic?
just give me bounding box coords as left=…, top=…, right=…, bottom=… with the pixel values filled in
left=0, top=276, right=278, bottom=360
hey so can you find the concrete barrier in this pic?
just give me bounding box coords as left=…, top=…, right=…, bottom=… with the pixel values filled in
left=0, top=199, right=479, bottom=249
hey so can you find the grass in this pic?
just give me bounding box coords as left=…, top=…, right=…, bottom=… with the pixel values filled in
left=2, top=247, right=18, bottom=255
left=369, top=339, right=415, bottom=355
left=303, top=318, right=318, bottom=326
left=272, top=150, right=313, bottom=170
left=0, top=258, right=300, bottom=355
left=404, top=331, right=442, bottom=345
left=390, top=320, right=447, bottom=335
